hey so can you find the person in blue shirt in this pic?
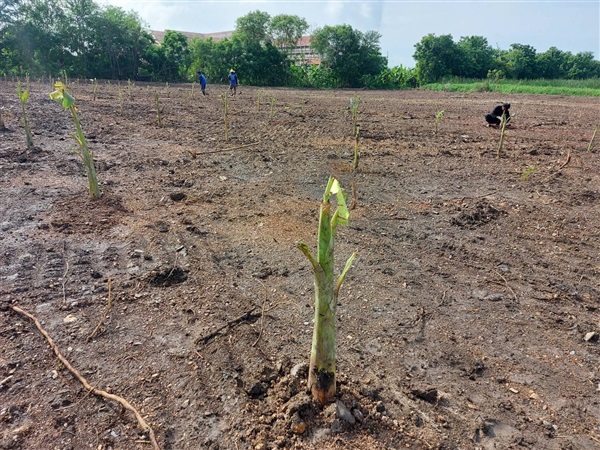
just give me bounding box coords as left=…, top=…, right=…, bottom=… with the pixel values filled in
left=198, top=71, right=207, bottom=96
left=228, top=69, right=238, bottom=96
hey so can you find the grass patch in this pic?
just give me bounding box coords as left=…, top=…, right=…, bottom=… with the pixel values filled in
left=421, top=78, right=600, bottom=97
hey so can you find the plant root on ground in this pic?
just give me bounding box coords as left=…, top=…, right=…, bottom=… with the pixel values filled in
left=10, top=305, right=161, bottom=450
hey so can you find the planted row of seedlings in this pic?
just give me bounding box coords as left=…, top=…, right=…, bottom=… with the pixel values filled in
left=9, top=79, right=600, bottom=448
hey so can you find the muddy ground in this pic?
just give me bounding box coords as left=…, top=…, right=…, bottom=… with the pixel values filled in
left=1, top=79, right=599, bottom=450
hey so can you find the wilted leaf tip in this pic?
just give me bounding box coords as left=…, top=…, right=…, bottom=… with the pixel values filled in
left=50, top=82, right=76, bottom=109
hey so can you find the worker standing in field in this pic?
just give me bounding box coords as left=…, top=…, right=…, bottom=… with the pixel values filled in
left=485, top=103, right=511, bottom=127
left=198, top=71, right=207, bottom=96
left=228, top=69, right=238, bottom=96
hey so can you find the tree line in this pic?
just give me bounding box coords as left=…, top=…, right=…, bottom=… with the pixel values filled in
left=1, top=0, right=598, bottom=88
left=413, top=34, right=600, bottom=84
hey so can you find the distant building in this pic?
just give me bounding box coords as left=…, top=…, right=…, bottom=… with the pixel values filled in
left=151, top=30, right=234, bottom=43
left=150, top=30, right=320, bottom=65
left=283, top=35, right=321, bottom=66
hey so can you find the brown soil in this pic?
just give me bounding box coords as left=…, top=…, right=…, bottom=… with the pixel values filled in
left=1, top=80, right=599, bottom=450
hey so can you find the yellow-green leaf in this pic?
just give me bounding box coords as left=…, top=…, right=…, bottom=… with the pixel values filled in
left=50, top=82, right=76, bottom=109
left=333, top=185, right=349, bottom=227
left=334, top=251, right=356, bottom=297
left=49, top=90, right=63, bottom=101
left=61, top=92, right=76, bottom=109
left=329, top=178, right=340, bottom=195
left=73, top=133, right=83, bottom=147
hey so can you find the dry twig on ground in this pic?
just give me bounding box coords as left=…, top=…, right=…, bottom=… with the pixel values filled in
left=492, top=269, right=519, bottom=303
left=197, top=306, right=261, bottom=345
left=542, top=148, right=572, bottom=182
left=87, top=277, right=114, bottom=342
left=10, top=305, right=161, bottom=450
left=185, top=142, right=259, bottom=159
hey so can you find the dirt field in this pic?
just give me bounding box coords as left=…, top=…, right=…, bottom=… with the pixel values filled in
left=1, top=79, right=599, bottom=450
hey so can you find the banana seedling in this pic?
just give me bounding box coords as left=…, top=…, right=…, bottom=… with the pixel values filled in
left=154, top=92, right=163, bottom=127
left=497, top=112, right=515, bottom=157
left=353, top=124, right=360, bottom=171
left=587, top=126, right=599, bottom=152
left=297, top=177, right=356, bottom=405
left=127, top=79, right=134, bottom=99
left=350, top=96, right=361, bottom=138
left=50, top=82, right=100, bottom=199
left=92, top=78, right=99, bottom=101
left=118, top=87, right=124, bottom=114
left=17, top=81, right=34, bottom=151
left=269, top=97, right=276, bottom=121
left=434, top=108, right=444, bottom=134
left=220, top=92, right=230, bottom=141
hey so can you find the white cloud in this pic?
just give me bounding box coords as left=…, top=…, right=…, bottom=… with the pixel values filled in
left=359, top=3, right=373, bottom=21
left=324, top=1, right=344, bottom=21
left=137, top=4, right=182, bottom=30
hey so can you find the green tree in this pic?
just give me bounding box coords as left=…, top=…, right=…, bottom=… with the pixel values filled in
left=565, top=51, right=600, bottom=79
left=235, top=10, right=270, bottom=44
left=310, top=24, right=386, bottom=87
left=456, top=36, right=497, bottom=78
left=188, top=37, right=218, bottom=80
left=0, top=0, right=23, bottom=75
left=61, top=0, right=101, bottom=77
left=12, top=0, right=68, bottom=76
left=0, top=0, right=21, bottom=25
left=368, top=65, right=418, bottom=89
left=0, top=0, right=158, bottom=80
left=269, top=14, right=308, bottom=51
left=0, top=0, right=22, bottom=44
left=189, top=31, right=290, bottom=86
left=211, top=38, right=239, bottom=83
left=536, top=47, right=569, bottom=79
left=413, top=34, right=460, bottom=84
left=239, top=39, right=290, bottom=86
left=161, top=30, right=190, bottom=81
left=92, top=6, right=153, bottom=80
left=189, top=11, right=292, bottom=86
left=142, top=44, right=167, bottom=81
left=504, top=43, right=537, bottom=79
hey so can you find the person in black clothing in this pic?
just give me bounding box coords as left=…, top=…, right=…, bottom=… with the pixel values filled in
left=485, top=103, right=511, bottom=127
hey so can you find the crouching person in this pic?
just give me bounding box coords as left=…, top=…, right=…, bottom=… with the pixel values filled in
left=485, top=102, right=511, bottom=127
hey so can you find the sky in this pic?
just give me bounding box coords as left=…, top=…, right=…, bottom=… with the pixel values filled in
left=98, top=0, right=600, bottom=68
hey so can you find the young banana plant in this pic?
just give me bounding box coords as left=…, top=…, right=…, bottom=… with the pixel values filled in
left=17, top=81, right=34, bottom=151
left=50, top=82, right=100, bottom=199
left=587, top=126, right=598, bottom=152
left=497, top=112, right=511, bottom=157
left=297, top=177, right=356, bottom=405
